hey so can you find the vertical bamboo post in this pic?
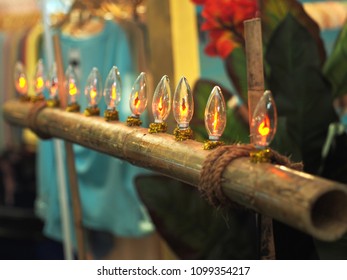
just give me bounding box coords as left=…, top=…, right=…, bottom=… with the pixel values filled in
left=53, top=34, right=87, bottom=260
left=244, top=18, right=275, bottom=260
left=244, top=18, right=264, bottom=135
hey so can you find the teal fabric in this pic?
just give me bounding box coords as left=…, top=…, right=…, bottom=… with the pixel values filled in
left=36, top=20, right=153, bottom=245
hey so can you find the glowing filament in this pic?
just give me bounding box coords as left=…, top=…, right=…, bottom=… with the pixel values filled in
left=134, top=92, right=140, bottom=109
left=90, top=87, right=97, bottom=100
left=204, top=86, right=226, bottom=140
left=158, top=96, right=163, bottom=112
left=251, top=90, right=277, bottom=148
left=213, top=110, right=218, bottom=132
left=69, top=82, right=77, bottom=95
left=258, top=115, right=270, bottom=137
left=111, top=85, right=117, bottom=101
left=130, top=72, right=147, bottom=116
left=19, top=77, right=27, bottom=89
left=36, top=77, right=44, bottom=90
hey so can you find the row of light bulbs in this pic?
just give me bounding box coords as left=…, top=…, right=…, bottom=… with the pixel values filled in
left=14, top=59, right=276, bottom=149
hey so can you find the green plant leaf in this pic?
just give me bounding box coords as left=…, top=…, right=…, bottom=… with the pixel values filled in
left=261, top=0, right=326, bottom=63
left=323, top=23, right=347, bottom=98
left=224, top=47, right=248, bottom=102
left=191, top=79, right=249, bottom=144
left=265, top=14, right=337, bottom=174
left=135, top=175, right=257, bottom=259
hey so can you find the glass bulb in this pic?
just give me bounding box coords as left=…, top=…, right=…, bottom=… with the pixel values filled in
left=173, top=76, right=194, bottom=129
left=129, top=72, right=148, bottom=116
left=204, top=86, right=227, bottom=140
left=152, top=75, right=171, bottom=123
left=103, top=66, right=121, bottom=110
left=251, top=90, right=277, bottom=148
left=33, top=59, right=45, bottom=95
left=46, top=62, right=58, bottom=100
left=65, top=65, right=80, bottom=105
left=85, top=67, right=102, bottom=107
left=14, top=61, right=28, bottom=96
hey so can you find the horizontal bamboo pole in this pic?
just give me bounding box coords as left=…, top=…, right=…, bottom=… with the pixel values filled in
left=3, top=99, right=347, bottom=241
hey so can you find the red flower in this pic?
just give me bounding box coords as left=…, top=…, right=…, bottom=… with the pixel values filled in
left=191, top=0, right=206, bottom=4
left=193, top=0, right=258, bottom=58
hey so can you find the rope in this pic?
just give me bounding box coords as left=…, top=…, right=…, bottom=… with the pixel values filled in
left=27, top=101, right=52, bottom=140
left=198, top=144, right=303, bottom=207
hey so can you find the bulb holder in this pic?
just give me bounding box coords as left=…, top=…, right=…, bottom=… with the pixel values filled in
left=66, top=102, right=80, bottom=113
left=173, top=126, right=193, bottom=141
left=250, top=148, right=271, bottom=163
left=46, top=98, right=60, bottom=108
left=104, top=108, right=119, bottom=121
left=84, top=105, right=100, bottom=116
left=126, top=115, right=142, bottom=126
left=203, top=139, right=224, bottom=150
left=149, top=122, right=168, bottom=133
left=30, top=94, right=45, bottom=103
left=19, top=95, right=30, bottom=102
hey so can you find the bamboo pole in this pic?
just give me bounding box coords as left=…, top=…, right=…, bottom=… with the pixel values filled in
left=244, top=18, right=274, bottom=259
left=244, top=18, right=264, bottom=133
left=3, top=99, right=347, bottom=242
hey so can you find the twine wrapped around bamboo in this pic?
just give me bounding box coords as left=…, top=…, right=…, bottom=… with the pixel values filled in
left=3, top=99, right=347, bottom=241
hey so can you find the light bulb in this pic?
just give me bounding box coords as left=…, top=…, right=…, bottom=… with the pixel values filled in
left=251, top=90, right=277, bottom=148
left=85, top=67, right=102, bottom=108
left=173, top=76, right=194, bottom=129
left=129, top=72, right=148, bottom=117
left=46, top=62, right=59, bottom=101
left=14, top=61, right=28, bottom=97
left=204, top=86, right=227, bottom=140
left=33, top=59, right=45, bottom=96
left=65, top=65, right=80, bottom=106
left=104, top=66, right=121, bottom=110
left=152, top=75, right=171, bottom=123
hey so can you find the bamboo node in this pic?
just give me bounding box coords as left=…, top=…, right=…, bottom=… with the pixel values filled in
left=104, top=109, right=119, bottom=121
left=148, top=122, right=167, bottom=133
left=66, top=103, right=80, bottom=112
left=84, top=106, right=100, bottom=116
left=203, top=140, right=224, bottom=150
left=173, top=126, right=193, bottom=141
left=126, top=115, right=142, bottom=126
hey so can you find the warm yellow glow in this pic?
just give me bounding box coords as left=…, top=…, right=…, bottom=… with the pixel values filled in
left=158, top=96, right=163, bottom=112
left=213, top=111, right=218, bottom=132
left=69, top=82, right=77, bottom=96
left=50, top=84, right=58, bottom=95
left=111, top=85, right=117, bottom=101
left=134, top=91, right=140, bottom=109
left=36, top=77, right=44, bottom=89
left=90, top=88, right=97, bottom=100
left=18, top=77, right=27, bottom=89
left=180, top=97, right=188, bottom=118
left=258, top=115, right=270, bottom=137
